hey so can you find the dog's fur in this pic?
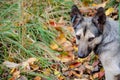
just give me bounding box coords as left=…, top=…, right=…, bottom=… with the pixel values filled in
left=70, top=5, right=120, bottom=80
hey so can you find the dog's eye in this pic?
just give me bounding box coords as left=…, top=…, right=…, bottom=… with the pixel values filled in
left=88, top=37, right=94, bottom=42
left=76, top=35, right=80, bottom=40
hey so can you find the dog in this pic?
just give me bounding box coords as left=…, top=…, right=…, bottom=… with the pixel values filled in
left=70, top=5, right=120, bottom=80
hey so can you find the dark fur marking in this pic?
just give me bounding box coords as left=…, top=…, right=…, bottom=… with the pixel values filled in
left=83, top=26, right=87, bottom=36
left=115, top=74, right=120, bottom=80
left=102, top=39, right=114, bottom=46
left=92, top=7, right=106, bottom=33
left=70, top=5, right=84, bottom=28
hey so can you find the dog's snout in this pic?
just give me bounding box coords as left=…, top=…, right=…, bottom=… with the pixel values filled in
left=78, top=52, right=86, bottom=58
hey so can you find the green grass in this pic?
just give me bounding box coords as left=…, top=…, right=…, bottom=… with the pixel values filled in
left=0, top=0, right=74, bottom=79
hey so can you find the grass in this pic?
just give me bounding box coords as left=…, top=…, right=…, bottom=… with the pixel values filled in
left=0, top=0, right=74, bottom=79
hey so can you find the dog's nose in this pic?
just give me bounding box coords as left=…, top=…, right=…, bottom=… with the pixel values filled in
left=78, top=52, right=86, bottom=58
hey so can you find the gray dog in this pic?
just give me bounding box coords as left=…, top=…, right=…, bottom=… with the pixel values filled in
left=70, top=5, right=120, bottom=80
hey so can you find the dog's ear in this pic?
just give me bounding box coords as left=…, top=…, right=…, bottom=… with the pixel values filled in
left=92, top=7, right=106, bottom=33
left=70, top=5, right=83, bottom=28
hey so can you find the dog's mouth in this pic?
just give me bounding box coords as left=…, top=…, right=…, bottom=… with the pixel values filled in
left=78, top=48, right=92, bottom=58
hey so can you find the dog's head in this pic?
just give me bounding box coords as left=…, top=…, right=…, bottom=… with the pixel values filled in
left=70, top=5, right=106, bottom=58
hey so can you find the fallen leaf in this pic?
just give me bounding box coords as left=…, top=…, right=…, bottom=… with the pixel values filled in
left=21, top=62, right=30, bottom=70
left=98, top=70, right=105, bottom=79
left=56, top=34, right=67, bottom=45
left=84, top=63, right=93, bottom=70
left=49, top=19, right=64, bottom=28
left=8, top=77, right=15, bottom=80
left=62, top=41, right=73, bottom=51
left=105, top=7, right=114, bottom=16
left=77, top=57, right=88, bottom=63
left=50, top=42, right=59, bottom=50
left=54, top=69, right=60, bottom=77
left=93, top=73, right=98, bottom=79
left=13, top=70, right=20, bottom=79
left=82, top=0, right=91, bottom=6
left=3, top=61, right=19, bottom=69
left=69, top=62, right=81, bottom=68
left=92, top=3, right=97, bottom=6
left=92, top=60, right=99, bottom=67
left=70, top=71, right=81, bottom=78
left=26, top=58, right=37, bottom=64
left=34, top=76, right=41, bottom=80
left=49, top=19, right=56, bottom=26
left=18, top=76, right=28, bottom=80
left=73, top=46, right=78, bottom=52
left=20, top=58, right=37, bottom=70
left=58, top=75, right=65, bottom=80
left=58, top=52, right=74, bottom=62
left=30, top=64, right=39, bottom=71
left=74, top=79, right=88, bottom=80
left=10, top=68, right=16, bottom=74
left=43, top=68, right=51, bottom=76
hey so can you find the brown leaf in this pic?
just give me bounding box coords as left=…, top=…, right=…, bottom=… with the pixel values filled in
left=74, top=78, right=89, bottom=80
left=8, top=77, right=15, bottom=80
left=84, top=63, right=93, bottom=70
left=58, top=75, right=65, bottom=80
left=93, top=73, right=98, bottom=79
left=69, top=62, right=81, bottom=68
left=70, top=71, right=81, bottom=78
left=10, top=68, right=16, bottom=74
left=98, top=70, right=105, bottom=79
left=49, top=19, right=64, bottom=28
left=30, top=64, right=39, bottom=71
left=92, top=60, right=99, bottom=67
left=57, top=34, right=67, bottom=45
left=58, top=52, right=74, bottom=62
left=13, top=70, right=20, bottom=79
left=26, top=58, right=37, bottom=64
left=34, top=76, right=41, bottom=80
left=62, top=41, right=73, bottom=51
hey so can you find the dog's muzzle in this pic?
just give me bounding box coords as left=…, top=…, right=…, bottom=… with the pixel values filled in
left=78, top=52, right=89, bottom=58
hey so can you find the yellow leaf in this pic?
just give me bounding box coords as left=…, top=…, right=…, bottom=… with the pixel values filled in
left=77, top=57, right=88, bottom=63
left=105, top=8, right=114, bottom=16
left=50, top=43, right=59, bottom=50
left=57, top=34, right=67, bottom=45
left=10, top=68, right=16, bottom=74
left=54, top=69, right=60, bottom=77
left=92, top=3, right=97, bottom=6
left=73, top=46, right=78, bottom=52
left=43, top=68, right=51, bottom=76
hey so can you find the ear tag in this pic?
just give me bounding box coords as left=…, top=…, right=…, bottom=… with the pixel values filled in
left=71, top=15, right=76, bottom=23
